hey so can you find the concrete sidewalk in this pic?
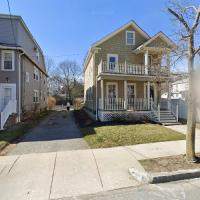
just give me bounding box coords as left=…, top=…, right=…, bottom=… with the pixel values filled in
left=1, top=125, right=200, bottom=199
left=0, top=147, right=143, bottom=200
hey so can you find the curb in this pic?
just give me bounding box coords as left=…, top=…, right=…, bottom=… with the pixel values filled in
left=129, top=168, right=200, bottom=184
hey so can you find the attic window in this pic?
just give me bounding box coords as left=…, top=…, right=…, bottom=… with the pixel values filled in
left=126, top=31, right=135, bottom=45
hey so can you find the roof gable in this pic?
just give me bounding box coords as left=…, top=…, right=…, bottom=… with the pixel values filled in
left=137, top=32, right=176, bottom=50
left=92, top=20, right=150, bottom=47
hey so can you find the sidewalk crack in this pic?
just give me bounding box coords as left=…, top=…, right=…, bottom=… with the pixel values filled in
left=91, top=149, right=104, bottom=189
left=48, top=152, right=57, bottom=200
left=7, top=155, right=20, bottom=175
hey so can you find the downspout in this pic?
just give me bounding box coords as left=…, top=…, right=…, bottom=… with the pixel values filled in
left=96, top=75, right=98, bottom=120
left=18, top=51, right=25, bottom=122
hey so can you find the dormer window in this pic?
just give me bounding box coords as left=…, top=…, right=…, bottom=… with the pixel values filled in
left=126, top=31, right=135, bottom=45
left=1, top=50, right=15, bottom=71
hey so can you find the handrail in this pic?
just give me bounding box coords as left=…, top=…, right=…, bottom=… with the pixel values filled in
left=151, top=99, right=160, bottom=122
left=0, top=100, right=17, bottom=130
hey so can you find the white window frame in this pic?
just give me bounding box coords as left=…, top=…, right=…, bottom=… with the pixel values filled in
left=107, top=54, right=118, bottom=70
left=34, top=67, right=39, bottom=81
left=127, top=83, right=137, bottom=98
left=1, top=50, right=15, bottom=71
left=25, top=72, right=30, bottom=83
left=33, top=90, right=39, bottom=103
left=126, top=31, right=135, bottom=45
left=106, top=82, right=118, bottom=98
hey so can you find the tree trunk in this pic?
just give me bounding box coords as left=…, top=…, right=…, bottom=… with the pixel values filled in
left=186, top=37, right=196, bottom=162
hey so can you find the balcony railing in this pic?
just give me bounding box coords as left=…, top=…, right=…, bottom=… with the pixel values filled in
left=98, top=61, right=169, bottom=76
left=98, top=98, right=151, bottom=111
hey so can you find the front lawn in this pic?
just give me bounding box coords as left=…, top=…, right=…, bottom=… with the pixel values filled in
left=81, top=124, right=185, bottom=148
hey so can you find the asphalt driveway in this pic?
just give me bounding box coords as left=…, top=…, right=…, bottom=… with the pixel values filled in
left=6, top=110, right=89, bottom=155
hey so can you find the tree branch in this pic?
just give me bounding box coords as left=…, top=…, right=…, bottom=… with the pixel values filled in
left=168, top=8, right=191, bottom=33
left=194, top=46, right=200, bottom=55
left=192, top=7, right=200, bottom=32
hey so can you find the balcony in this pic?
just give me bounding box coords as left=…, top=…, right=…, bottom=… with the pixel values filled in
left=98, top=61, right=169, bottom=77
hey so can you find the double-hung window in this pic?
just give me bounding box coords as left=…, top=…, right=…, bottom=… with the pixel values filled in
left=1, top=50, right=15, bottom=71
left=126, top=31, right=135, bottom=45
left=34, top=67, right=39, bottom=80
left=33, top=90, right=39, bottom=103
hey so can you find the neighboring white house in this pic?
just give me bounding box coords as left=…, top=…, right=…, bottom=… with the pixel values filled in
left=162, top=78, right=189, bottom=100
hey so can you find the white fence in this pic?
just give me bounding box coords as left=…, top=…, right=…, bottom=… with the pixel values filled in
left=0, top=100, right=17, bottom=130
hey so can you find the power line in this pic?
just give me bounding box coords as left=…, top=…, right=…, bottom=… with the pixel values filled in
left=6, top=0, right=17, bottom=45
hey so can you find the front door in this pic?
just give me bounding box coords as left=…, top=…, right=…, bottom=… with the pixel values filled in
left=127, top=84, right=136, bottom=99
left=0, top=84, right=16, bottom=111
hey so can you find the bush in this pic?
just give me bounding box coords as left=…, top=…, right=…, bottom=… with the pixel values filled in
left=48, top=96, right=56, bottom=109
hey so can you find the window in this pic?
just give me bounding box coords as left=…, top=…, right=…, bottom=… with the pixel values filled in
left=106, top=82, right=118, bottom=98
left=26, top=72, right=30, bottom=82
left=127, top=83, right=136, bottom=99
left=34, top=67, right=39, bottom=80
left=126, top=31, right=135, bottom=45
left=2, top=51, right=14, bottom=71
left=33, top=90, right=39, bottom=103
left=107, top=54, right=118, bottom=71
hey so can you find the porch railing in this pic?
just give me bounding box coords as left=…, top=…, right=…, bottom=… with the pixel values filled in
left=99, top=98, right=151, bottom=111
left=0, top=99, right=17, bottom=130
left=98, top=61, right=169, bottom=76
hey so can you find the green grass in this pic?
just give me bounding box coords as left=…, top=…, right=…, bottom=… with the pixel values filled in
left=0, top=110, right=51, bottom=150
left=82, top=124, right=186, bottom=148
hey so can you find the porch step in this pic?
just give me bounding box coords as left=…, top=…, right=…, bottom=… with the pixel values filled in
left=153, top=110, right=180, bottom=126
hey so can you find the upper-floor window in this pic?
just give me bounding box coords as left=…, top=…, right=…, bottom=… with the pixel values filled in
left=126, top=31, right=135, bottom=45
left=1, top=50, right=15, bottom=71
left=33, top=90, right=39, bottom=103
left=34, top=67, right=39, bottom=80
left=26, top=72, right=30, bottom=82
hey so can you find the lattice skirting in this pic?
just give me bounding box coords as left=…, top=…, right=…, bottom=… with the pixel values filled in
left=98, top=110, right=154, bottom=122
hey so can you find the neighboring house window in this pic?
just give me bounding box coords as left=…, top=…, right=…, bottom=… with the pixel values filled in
left=126, top=31, right=135, bottom=45
left=26, top=72, right=30, bottom=82
left=34, top=67, right=39, bottom=80
left=1, top=50, right=15, bottom=71
left=33, top=90, right=39, bottom=103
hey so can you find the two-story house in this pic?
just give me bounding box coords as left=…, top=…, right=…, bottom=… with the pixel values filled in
left=0, top=14, right=48, bottom=129
left=83, top=20, right=179, bottom=124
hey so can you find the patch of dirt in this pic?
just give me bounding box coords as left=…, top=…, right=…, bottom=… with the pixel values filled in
left=140, top=154, right=200, bottom=173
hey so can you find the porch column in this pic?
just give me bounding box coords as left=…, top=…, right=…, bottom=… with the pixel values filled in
left=147, top=81, right=150, bottom=110
left=154, top=83, right=158, bottom=105
left=144, top=50, right=149, bottom=75
left=124, top=80, right=127, bottom=110
left=168, top=81, right=172, bottom=110
left=166, top=52, right=170, bottom=73
left=101, top=79, right=104, bottom=110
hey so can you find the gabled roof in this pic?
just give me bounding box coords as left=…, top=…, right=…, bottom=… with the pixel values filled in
left=92, top=20, right=150, bottom=47
left=136, top=31, right=176, bottom=50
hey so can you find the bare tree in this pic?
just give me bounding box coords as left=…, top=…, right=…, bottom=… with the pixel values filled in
left=56, top=60, right=82, bottom=101
left=167, top=0, right=200, bottom=162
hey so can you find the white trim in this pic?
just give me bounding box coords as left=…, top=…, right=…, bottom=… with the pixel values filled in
left=126, top=31, right=135, bottom=45
left=107, top=54, right=118, bottom=70
left=136, top=32, right=176, bottom=51
left=106, top=82, right=118, bottom=98
left=0, top=83, right=16, bottom=111
left=1, top=50, right=15, bottom=71
left=144, top=83, right=156, bottom=99
left=33, top=89, right=39, bottom=103
left=127, top=83, right=137, bottom=98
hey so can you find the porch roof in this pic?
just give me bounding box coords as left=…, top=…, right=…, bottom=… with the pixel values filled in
left=97, top=74, right=169, bottom=82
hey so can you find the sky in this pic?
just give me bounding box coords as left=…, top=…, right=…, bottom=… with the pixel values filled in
left=0, top=0, right=193, bottom=70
